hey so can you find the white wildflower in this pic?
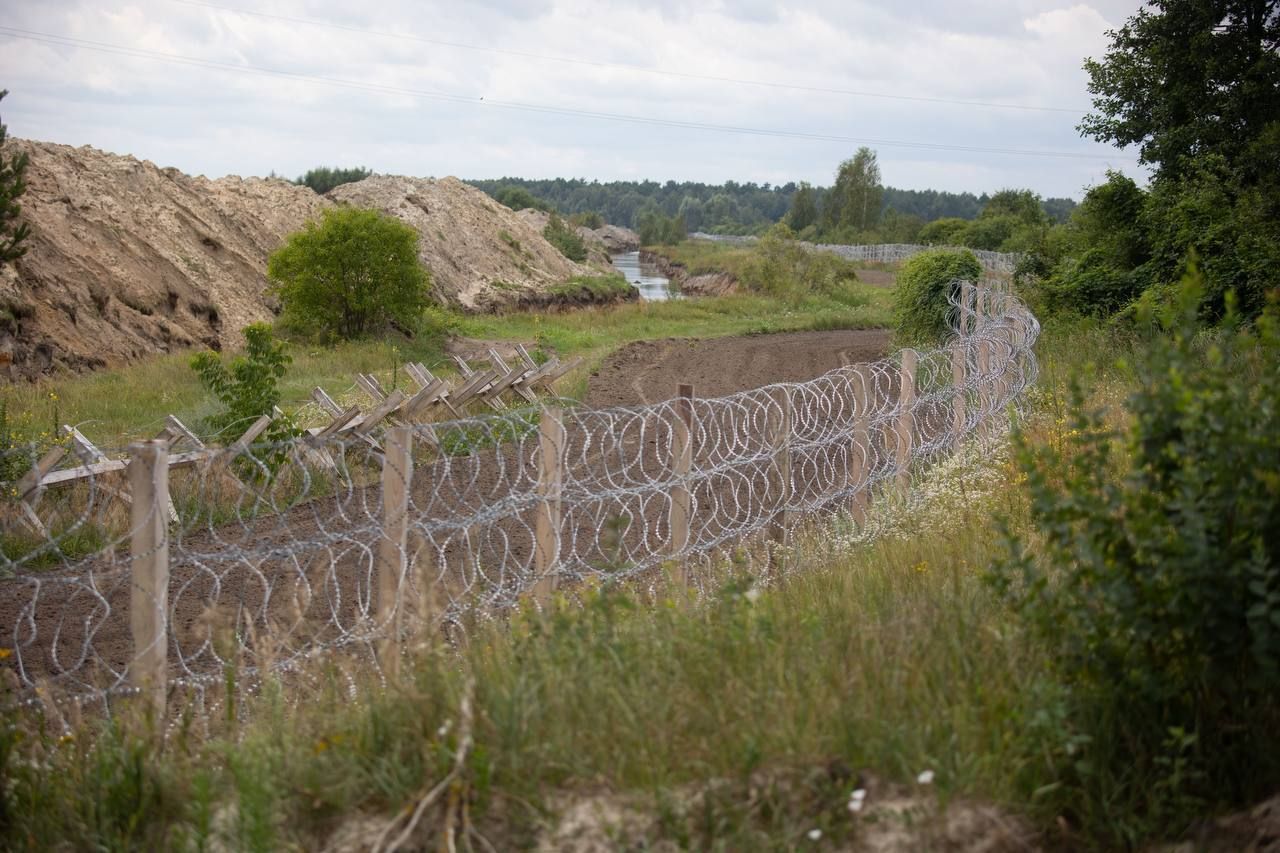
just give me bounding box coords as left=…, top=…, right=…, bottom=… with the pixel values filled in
left=743, top=587, right=761, bottom=604
left=807, top=828, right=822, bottom=841
left=916, top=769, right=935, bottom=785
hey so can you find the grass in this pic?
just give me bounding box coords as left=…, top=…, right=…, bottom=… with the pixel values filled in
left=14, top=317, right=1251, bottom=851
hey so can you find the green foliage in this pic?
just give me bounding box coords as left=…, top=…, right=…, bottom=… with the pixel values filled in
left=547, top=273, right=634, bottom=302
left=636, top=210, right=687, bottom=246
left=822, top=147, right=883, bottom=234
left=567, top=210, right=604, bottom=229
left=917, top=217, right=969, bottom=246
left=891, top=249, right=982, bottom=345
left=738, top=225, right=863, bottom=303
left=190, top=324, right=295, bottom=442
left=991, top=270, right=1280, bottom=842
left=295, top=166, right=372, bottom=195
left=0, top=89, right=31, bottom=264
left=1080, top=0, right=1280, bottom=183
left=268, top=207, right=431, bottom=340
left=1068, top=0, right=1280, bottom=323
left=492, top=185, right=551, bottom=212
left=542, top=213, right=587, bottom=262
left=784, top=181, right=818, bottom=231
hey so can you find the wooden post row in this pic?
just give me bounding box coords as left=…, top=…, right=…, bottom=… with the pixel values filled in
left=128, top=440, right=170, bottom=719
left=376, top=426, right=414, bottom=678
left=532, top=407, right=565, bottom=604
left=896, top=349, right=917, bottom=492
left=668, top=384, right=694, bottom=586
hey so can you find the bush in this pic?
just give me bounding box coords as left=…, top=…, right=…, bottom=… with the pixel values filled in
left=568, top=211, right=604, bottom=230
left=891, top=248, right=982, bottom=345
left=991, top=270, right=1280, bottom=842
left=190, top=324, right=297, bottom=443
left=268, top=207, right=431, bottom=340
left=740, top=224, right=861, bottom=303
left=637, top=211, right=687, bottom=246
left=543, top=213, right=587, bottom=262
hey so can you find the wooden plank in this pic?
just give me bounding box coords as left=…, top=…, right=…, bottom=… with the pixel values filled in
left=452, top=355, right=476, bottom=377
left=532, top=407, right=565, bottom=603
left=402, top=378, right=449, bottom=420
left=38, top=448, right=213, bottom=488
left=128, top=440, right=169, bottom=720
left=847, top=368, right=870, bottom=525
left=355, top=374, right=386, bottom=403
left=165, top=415, right=205, bottom=450
left=310, top=406, right=361, bottom=440
left=515, top=343, right=539, bottom=371
left=537, top=357, right=583, bottom=389
left=376, top=426, right=413, bottom=678
left=354, top=390, right=407, bottom=436
left=491, top=349, right=538, bottom=403
left=16, top=445, right=68, bottom=500
left=311, top=387, right=345, bottom=418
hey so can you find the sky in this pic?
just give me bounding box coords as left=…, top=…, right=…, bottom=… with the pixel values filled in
left=0, top=0, right=1150, bottom=200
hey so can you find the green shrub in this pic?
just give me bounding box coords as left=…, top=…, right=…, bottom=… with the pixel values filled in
left=268, top=207, right=431, bottom=340
left=493, top=186, right=550, bottom=212
left=637, top=211, right=687, bottom=246
left=568, top=211, right=604, bottom=229
left=991, top=270, right=1280, bottom=843
left=917, top=217, right=968, bottom=246
left=190, top=324, right=297, bottom=444
left=891, top=248, right=981, bottom=345
left=739, top=224, right=861, bottom=303
left=543, top=213, right=587, bottom=262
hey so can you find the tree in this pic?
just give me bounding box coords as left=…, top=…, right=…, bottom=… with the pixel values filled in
left=493, top=185, right=550, bottom=212
left=785, top=182, right=818, bottom=231
left=1080, top=0, right=1280, bottom=183
left=0, top=90, right=30, bottom=264
left=1073, top=0, right=1280, bottom=319
left=295, top=166, right=372, bottom=195
left=267, top=207, right=431, bottom=340
left=892, top=249, right=982, bottom=345
left=824, top=147, right=883, bottom=234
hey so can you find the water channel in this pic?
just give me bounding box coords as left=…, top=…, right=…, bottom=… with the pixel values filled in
left=609, top=251, right=680, bottom=301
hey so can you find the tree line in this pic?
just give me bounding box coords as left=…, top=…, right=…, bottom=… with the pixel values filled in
left=467, top=173, right=1077, bottom=238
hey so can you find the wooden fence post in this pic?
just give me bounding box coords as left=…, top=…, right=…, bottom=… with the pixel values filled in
left=768, top=386, right=794, bottom=543
left=128, top=440, right=169, bottom=719
left=377, top=426, right=413, bottom=678
left=978, top=339, right=994, bottom=436
left=951, top=341, right=967, bottom=449
left=896, top=349, right=917, bottom=492
left=668, top=384, right=694, bottom=586
left=532, top=407, right=565, bottom=604
left=847, top=369, right=870, bottom=525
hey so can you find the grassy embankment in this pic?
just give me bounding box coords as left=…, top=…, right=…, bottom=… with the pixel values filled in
left=1, top=319, right=1144, bottom=851
left=0, top=244, right=891, bottom=446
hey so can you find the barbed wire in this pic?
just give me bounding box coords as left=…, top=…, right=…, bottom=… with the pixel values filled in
left=0, top=277, right=1038, bottom=719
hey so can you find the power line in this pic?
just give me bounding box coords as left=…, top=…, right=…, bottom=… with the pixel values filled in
left=170, top=0, right=1091, bottom=115
left=0, top=27, right=1132, bottom=162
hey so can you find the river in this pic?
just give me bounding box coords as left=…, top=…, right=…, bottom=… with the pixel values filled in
left=609, top=251, right=679, bottom=301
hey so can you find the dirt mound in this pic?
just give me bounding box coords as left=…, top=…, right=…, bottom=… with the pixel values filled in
left=1, top=140, right=633, bottom=380
left=0, top=139, right=329, bottom=379
left=592, top=224, right=640, bottom=253
left=329, top=176, right=596, bottom=311
left=586, top=329, right=892, bottom=407
left=513, top=208, right=612, bottom=266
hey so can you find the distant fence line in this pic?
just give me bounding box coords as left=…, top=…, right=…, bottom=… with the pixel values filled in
left=688, top=232, right=1023, bottom=274
left=1, top=278, right=1039, bottom=720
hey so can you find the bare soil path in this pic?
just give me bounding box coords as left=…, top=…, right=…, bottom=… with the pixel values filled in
left=586, top=329, right=893, bottom=407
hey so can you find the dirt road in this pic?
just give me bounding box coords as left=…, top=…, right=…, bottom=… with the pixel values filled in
left=586, top=329, right=892, bottom=407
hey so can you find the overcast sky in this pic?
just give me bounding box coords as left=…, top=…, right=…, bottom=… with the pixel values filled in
left=1, top=0, right=1149, bottom=200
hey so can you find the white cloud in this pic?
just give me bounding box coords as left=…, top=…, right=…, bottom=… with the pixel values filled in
left=0, top=0, right=1147, bottom=197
